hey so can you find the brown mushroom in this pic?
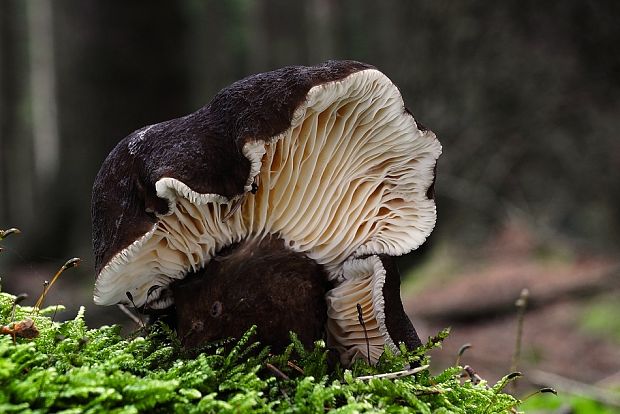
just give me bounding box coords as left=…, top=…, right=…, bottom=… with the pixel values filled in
left=92, top=60, right=441, bottom=365
left=172, top=234, right=330, bottom=352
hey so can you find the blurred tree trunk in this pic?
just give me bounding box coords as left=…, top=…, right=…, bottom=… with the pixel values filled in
left=304, top=0, right=334, bottom=63
left=246, top=0, right=269, bottom=72
left=0, top=1, right=35, bottom=229
left=255, top=0, right=306, bottom=68
left=0, top=0, right=8, bottom=224
left=22, top=0, right=191, bottom=263
left=27, top=0, right=60, bottom=186
left=183, top=0, right=243, bottom=107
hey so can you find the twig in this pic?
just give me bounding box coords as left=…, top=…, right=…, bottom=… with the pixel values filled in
left=117, top=304, right=143, bottom=327
left=51, top=304, right=60, bottom=323
left=37, top=281, right=49, bottom=313
left=11, top=293, right=28, bottom=322
left=520, top=387, right=557, bottom=402
left=221, top=194, right=246, bottom=222
left=265, top=363, right=290, bottom=380
left=356, top=364, right=429, bottom=381
left=511, top=288, right=529, bottom=389
left=356, top=303, right=371, bottom=365
left=455, top=343, right=472, bottom=367
left=124, top=292, right=145, bottom=328
left=287, top=361, right=304, bottom=375
left=34, top=257, right=81, bottom=312
left=265, top=362, right=291, bottom=402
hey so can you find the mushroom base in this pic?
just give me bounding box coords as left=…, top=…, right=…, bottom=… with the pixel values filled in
left=171, top=235, right=331, bottom=352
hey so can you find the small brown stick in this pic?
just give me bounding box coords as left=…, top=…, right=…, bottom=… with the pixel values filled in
left=34, top=258, right=81, bottom=311
left=266, top=361, right=291, bottom=402
left=356, top=303, right=371, bottom=365
left=50, top=304, right=60, bottom=323
left=455, top=343, right=472, bottom=367
left=221, top=195, right=246, bottom=222
left=510, top=288, right=529, bottom=388
left=124, top=292, right=145, bottom=328
left=222, top=176, right=259, bottom=222
left=356, top=364, right=429, bottom=381
left=287, top=361, right=304, bottom=375
left=521, top=387, right=557, bottom=402
left=117, top=304, right=143, bottom=327
left=265, top=363, right=290, bottom=380
left=37, top=281, right=49, bottom=311
left=11, top=293, right=28, bottom=322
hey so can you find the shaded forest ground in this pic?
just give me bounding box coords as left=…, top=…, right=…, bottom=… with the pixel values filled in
left=404, top=221, right=620, bottom=395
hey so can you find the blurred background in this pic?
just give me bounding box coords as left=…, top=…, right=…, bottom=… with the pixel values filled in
left=1, top=0, right=619, bottom=409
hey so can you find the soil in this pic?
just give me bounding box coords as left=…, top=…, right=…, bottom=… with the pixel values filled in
left=404, top=253, right=620, bottom=390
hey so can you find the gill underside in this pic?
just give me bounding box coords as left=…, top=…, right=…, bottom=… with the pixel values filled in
left=95, top=69, right=441, bottom=363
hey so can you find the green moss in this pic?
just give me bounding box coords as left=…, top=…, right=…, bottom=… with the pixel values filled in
left=0, top=290, right=522, bottom=413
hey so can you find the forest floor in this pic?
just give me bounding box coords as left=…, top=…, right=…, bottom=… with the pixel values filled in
left=403, top=223, right=620, bottom=397
left=3, top=222, right=619, bottom=401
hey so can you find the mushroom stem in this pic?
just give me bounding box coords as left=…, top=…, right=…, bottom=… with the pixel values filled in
left=171, top=235, right=331, bottom=352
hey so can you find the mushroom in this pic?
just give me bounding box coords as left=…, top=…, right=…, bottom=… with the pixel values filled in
left=92, top=60, right=442, bottom=365
left=172, top=234, right=330, bottom=352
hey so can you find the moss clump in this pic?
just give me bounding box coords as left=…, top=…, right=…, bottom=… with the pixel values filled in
left=0, top=290, right=521, bottom=413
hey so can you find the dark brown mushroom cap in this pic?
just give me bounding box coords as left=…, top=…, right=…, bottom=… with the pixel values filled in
left=92, top=60, right=441, bottom=365
left=92, top=60, right=373, bottom=275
